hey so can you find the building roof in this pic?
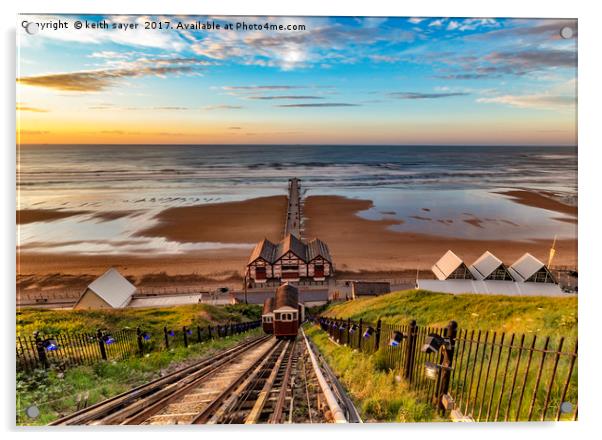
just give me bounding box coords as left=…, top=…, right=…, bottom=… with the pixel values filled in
left=508, top=253, right=546, bottom=282
left=247, top=234, right=332, bottom=265
left=307, top=238, right=333, bottom=262
left=469, top=251, right=505, bottom=280
left=262, top=297, right=274, bottom=315
left=248, top=238, right=278, bottom=264
left=274, top=283, right=299, bottom=310
left=82, top=268, right=136, bottom=308
left=276, top=234, right=307, bottom=260
left=432, top=250, right=465, bottom=280
left=416, top=279, right=564, bottom=297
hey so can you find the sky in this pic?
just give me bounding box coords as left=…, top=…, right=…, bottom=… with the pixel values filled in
left=17, top=15, right=577, bottom=145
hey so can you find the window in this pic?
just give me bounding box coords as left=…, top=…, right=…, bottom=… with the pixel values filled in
left=282, top=265, right=298, bottom=271
left=275, top=312, right=298, bottom=321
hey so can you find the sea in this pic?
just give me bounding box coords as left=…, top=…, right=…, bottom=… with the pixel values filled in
left=17, top=145, right=578, bottom=255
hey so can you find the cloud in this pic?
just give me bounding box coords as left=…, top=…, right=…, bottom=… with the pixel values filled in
left=477, top=93, right=575, bottom=110
left=247, top=95, right=324, bottom=100
left=486, top=49, right=576, bottom=69
left=16, top=103, right=48, bottom=112
left=276, top=103, right=359, bottom=108
left=222, top=85, right=301, bottom=91
left=428, top=19, right=446, bottom=27
left=389, top=92, right=469, bottom=99
left=203, top=105, right=244, bottom=110
left=447, top=21, right=460, bottom=31
left=408, top=18, right=425, bottom=24
left=228, top=126, right=242, bottom=130
left=17, top=65, right=196, bottom=92
left=435, top=48, right=576, bottom=80
left=472, top=19, right=577, bottom=41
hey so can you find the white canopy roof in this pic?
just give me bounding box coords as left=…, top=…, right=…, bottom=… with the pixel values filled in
left=508, top=253, right=546, bottom=282
left=469, top=251, right=504, bottom=280
left=432, top=250, right=464, bottom=280
left=417, top=279, right=564, bottom=297
left=85, top=268, right=136, bottom=308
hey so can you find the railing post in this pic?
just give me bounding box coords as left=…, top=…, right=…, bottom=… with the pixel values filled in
left=183, top=326, right=188, bottom=348
left=34, top=332, right=49, bottom=369
left=358, top=318, right=363, bottom=351
left=347, top=318, right=351, bottom=346
left=207, top=325, right=213, bottom=339
left=136, top=327, right=144, bottom=356
left=197, top=325, right=202, bottom=343
left=163, top=326, right=169, bottom=349
left=404, top=320, right=417, bottom=381
left=375, top=319, right=382, bottom=351
left=438, top=320, right=458, bottom=413
left=97, top=329, right=107, bottom=360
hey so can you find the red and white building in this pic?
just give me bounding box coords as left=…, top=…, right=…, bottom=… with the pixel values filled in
left=246, top=234, right=333, bottom=285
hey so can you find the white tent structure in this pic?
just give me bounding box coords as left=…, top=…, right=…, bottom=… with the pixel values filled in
left=431, top=250, right=474, bottom=280
left=418, top=251, right=564, bottom=297
left=508, top=253, right=557, bottom=283
left=73, top=268, right=136, bottom=309
left=468, top=251, right=514, bottom=281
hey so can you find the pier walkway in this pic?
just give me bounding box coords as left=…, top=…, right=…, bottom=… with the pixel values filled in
left=284, top=178, right=302, bottom=237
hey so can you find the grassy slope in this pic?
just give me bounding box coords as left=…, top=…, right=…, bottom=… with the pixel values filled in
left=17, top=303, right=261, bottom=336
left=16, top=329, right=262, bottom=425
left=323, top=289, right=577, bottom=337
left=304, top=325, right=438, bottom=422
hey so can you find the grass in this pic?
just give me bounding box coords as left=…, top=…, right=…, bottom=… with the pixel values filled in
left=16, top=303, right=261, bottom=336
left=323, top=289, right=577, bottom=337
left=318, top=289, right=578, bottom=422
left=16, top=329, right=262, bottom=425
left=304, top=324, right=439, bottom=422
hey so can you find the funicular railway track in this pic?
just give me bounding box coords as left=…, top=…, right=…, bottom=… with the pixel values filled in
left=50, top=332, right=360, bottom=425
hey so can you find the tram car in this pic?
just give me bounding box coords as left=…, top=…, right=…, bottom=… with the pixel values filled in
left=262, top=297, right=274, bottom=334
left=273, top=283, right=300, bottom=340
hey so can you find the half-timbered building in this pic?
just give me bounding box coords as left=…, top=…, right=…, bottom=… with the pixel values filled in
left=246, top=234, right=333, bottom=285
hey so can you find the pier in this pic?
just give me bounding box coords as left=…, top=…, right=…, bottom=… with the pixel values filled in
left=284, top=178, right=302, bottom=237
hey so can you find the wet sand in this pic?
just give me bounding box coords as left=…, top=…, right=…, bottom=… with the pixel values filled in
left=303, top=195, right=577, bottom=272
left=496, top=190, right=577, bottom=216
left=17, top=209, right=90, bottom=225
left=17, top=189, right=578, bottom=298
left=137, top=195, right=287, bottom=243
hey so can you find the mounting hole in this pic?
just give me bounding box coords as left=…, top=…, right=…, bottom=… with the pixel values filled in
left=25, top=405, right=40, bottom=419
left=25, top=22, right=39, bottom=35
left=560, top=27, right=574, bottom=39
left=560, top=401, right=573, bottom=413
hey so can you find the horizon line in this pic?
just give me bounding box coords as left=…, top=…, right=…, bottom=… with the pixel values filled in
left=17, top=143, right=578, bottom=148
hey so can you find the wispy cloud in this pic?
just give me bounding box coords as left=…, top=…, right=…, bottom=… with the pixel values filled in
left=276, top=103, right=359, bottom=108
left=222, top=85, right=301, bottom=91
left=477, top=93, right=575, bottom=110
left=247, top=95, right=324, bottom=100
left=16, top=103, right=48, bottom=112
left=389, top=92, right=469, bottom=99
left=203, top=105, right=244, bottom=110
left=18, top=66, right=196, bottom=92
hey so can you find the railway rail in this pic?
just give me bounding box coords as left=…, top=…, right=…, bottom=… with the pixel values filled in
left=49, top=331, right=360, bottom=425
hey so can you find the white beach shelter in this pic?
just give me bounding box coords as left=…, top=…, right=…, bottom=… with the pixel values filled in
left=432, top=250, right=474, bottom=280
left=469, top=251, right=513, bottom=281
left=508, top=253, right=555, bottom=283
left=74, top=268, right=136, bottom=309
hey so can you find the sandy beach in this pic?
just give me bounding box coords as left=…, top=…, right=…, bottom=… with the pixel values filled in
left=17, top=187, right=577, bottom=300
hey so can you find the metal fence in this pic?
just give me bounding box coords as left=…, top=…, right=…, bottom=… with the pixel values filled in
left=16, top=320, right=261, bottom=373
left=319, top=317, right=577, bottom=421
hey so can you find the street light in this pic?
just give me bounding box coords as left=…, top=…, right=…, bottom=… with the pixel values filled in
left=389, top=331, right=404, bottom=347
left=42, top=339, right=59, bottom=351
